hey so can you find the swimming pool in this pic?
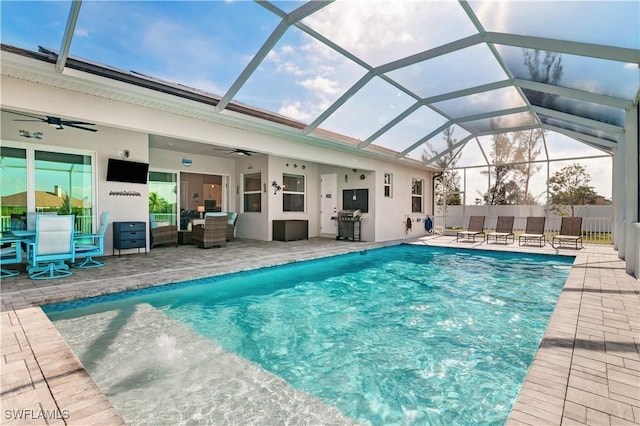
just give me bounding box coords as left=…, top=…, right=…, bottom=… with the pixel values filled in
left=45, top=245, right=573, bottom=425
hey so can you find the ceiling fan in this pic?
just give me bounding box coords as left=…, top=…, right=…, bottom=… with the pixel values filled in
left=212, top=148, right=255, bottom=156
left=10, top=111, right=98, bottom=132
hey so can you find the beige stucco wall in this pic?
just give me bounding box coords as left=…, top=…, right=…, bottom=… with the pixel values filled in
left=1, top=72, right=433, bottom=251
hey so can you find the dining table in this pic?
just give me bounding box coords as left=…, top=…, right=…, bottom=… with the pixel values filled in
left=8, top=229, right=36, bottom=238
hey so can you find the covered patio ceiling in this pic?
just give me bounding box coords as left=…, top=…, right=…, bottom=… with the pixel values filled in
left=1, top=1, right=638, bottom=169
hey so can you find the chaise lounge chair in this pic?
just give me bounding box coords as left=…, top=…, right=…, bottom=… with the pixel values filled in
left=485, top=216, right=515, bottom=244
left=519, top=216, right=546, bottom=247
left=551, top=217, right=583, bottom=249
left=456, top=216, right=485, bottom=242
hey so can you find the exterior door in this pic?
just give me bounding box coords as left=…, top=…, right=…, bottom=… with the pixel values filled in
left=320, top=173, right=337, bottom=235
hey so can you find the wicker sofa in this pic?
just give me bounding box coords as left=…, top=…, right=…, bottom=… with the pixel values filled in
left=192, top=214, right=227, bottom=248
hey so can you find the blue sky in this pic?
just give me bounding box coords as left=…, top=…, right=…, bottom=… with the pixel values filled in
left=2, top=1, right=637, bottom=198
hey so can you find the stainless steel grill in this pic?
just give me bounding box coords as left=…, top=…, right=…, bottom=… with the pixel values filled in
left=332, top=210, right=362, bottom=241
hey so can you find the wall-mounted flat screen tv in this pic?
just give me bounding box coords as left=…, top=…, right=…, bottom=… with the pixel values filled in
left=342, top=188, right=369, bottom=213
left=106, top=158, right=149, bottom=184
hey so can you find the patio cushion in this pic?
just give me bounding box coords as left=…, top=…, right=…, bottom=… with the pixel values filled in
left=205, top=212, right=227, bottom=218
left=227, top=212, right=238, bottom=226
left=149, top=213, right=158, bottom=229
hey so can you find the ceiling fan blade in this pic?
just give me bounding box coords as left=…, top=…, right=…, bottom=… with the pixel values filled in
left=211, top=147, right=255, bottom=156
left=7, top=111, right=45, bottom=121
left=61, top=120, right=96, bottom=126
left=13, top=119, right=45, bottom=122
left=62, top=123, right=98, bottom=132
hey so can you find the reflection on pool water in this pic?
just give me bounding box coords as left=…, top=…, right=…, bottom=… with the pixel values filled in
left=45, top=245, right=573, bottom=425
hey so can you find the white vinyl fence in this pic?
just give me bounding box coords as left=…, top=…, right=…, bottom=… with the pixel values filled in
left=433, top=205, right=613, bottom=245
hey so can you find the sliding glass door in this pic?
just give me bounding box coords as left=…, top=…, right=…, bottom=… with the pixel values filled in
left=148, top=171, right=177, bottom=226
left=0, top=142, right=96, bottom=233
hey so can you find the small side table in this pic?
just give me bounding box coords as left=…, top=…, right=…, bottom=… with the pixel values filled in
left=178, top=230, right=192, bottom=245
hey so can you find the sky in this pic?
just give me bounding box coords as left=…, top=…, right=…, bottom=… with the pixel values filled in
left=1, top=0, right=637, bottom=200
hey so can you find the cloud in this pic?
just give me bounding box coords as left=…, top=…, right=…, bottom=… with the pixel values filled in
left=279, top=101, right=313, bottom=122
left=280, top=45, right=295, bottom=55
left=302, top=1, right=474, bottom=66
left=74, top=28, right=89, bottom=38
left=299, top=76, right=341, bottom=96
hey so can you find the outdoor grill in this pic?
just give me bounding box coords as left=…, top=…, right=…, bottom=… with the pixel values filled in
left=332, top=209, right=362, bottom=241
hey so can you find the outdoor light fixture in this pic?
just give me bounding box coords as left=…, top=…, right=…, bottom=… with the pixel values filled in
left=18, top=130, right=43, bottom=139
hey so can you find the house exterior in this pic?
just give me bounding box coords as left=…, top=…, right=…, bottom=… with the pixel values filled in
left=0, top=35, right=638, bottom=279
left=1, top=45, right=435, bottom=254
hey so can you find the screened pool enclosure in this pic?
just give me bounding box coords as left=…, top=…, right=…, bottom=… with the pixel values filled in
left=1, top=1, right=638, bottom=274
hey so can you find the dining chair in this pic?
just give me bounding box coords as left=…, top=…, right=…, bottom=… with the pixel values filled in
left=0, top=238, right=23, bottom=277
left=74, top=211, right=109, bottom=268
left=25, top=215, right=75, bottom=280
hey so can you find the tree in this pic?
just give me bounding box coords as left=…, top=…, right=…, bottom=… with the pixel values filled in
left=483, top=164, right=521, bottom=205
left=422, top=126, right=461, bottom=208
left=512, top=128, right=544, bottom=204
left=60, top=192, right=72, bottom=214
left=149, top=192, right=171, bottom=213
left=548, top=163, right=597, bottom=216
left=481, top=132, right=522, bottom=205
left=523, top=49, right=564, bottom=108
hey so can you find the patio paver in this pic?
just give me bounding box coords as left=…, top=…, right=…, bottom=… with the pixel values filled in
left=1, top=236, right=638, bottom=425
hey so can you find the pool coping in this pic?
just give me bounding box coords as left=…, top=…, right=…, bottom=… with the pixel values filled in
left=1, top=237, right=638, bottom=425
left=505, top=248, right=640, bottom=425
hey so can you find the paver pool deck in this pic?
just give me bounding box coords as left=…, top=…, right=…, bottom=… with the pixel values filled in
left=1, top=236, right=638, bottom=425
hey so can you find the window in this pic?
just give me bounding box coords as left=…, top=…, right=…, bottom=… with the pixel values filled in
left=34, top=150, right=93, bottom=233
left=282, top=173, right=305, bottom=212
left=0, top=147, right=27, bottom=230
left=148, top=171, right=178, bottom=226
left=384, top=173, right=393, bottom=198
left=411, top=178, right=423, bottom=213
left=243, top=172, right=261, bottom=213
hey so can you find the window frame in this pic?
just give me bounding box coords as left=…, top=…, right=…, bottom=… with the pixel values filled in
left=282, top=172, right=306, bottom=212
left=411, top=177, right=423, bottom=213
left=384, top=172, right=393, bottom=198
left=243, top=172, right=262, bottom=213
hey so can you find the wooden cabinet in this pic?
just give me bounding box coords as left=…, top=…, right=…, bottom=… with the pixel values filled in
left=113, top=221, right=146, bottom=256
left=272, top=220, right=308, bottom=242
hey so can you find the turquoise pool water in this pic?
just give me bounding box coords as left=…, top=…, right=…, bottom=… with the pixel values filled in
left=45, top=245, right=573, bottom=425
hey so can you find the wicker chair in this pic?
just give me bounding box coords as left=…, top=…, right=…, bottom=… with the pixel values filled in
left=192, top=214, right=227, bottom=248
left=226, top=212, right=238, bottom=241
left=149, top=213, right=178, bottom=249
